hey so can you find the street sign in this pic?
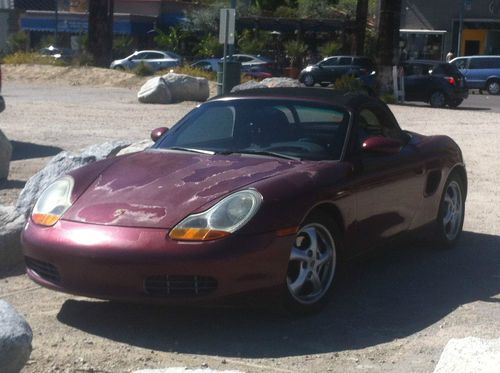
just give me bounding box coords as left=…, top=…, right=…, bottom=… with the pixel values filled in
left=219, top=8, right=235, bottom=45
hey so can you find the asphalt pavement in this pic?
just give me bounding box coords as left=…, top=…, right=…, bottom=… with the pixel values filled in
left=404, top=90, right=500, bottom=112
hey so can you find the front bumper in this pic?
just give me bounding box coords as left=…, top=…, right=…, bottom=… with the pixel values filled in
left=21, top=219, right=294, bottom=303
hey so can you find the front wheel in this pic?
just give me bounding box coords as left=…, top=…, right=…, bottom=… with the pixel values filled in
left=435, top=173, right=465, bottom=248
left=486, top=79, right=500, bottom=95
left=284, top=213, right=339, bottom=313
left=303, top=74, right=315, bottom=87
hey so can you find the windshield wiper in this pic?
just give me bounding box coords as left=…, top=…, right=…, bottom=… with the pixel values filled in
left=218, top=150, right=301, bottom=161
left=168, top=146, right=215, bottom=155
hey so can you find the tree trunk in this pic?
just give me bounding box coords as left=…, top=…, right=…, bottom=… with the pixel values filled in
left=355, top=0, right=368, bottom=56
left=88, top=0, right=114, bottom=67
left=376, top=0, right=402, bottom=95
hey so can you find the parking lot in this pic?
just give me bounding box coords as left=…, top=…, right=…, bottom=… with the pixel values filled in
left=0, top=73, right=499, bottom=373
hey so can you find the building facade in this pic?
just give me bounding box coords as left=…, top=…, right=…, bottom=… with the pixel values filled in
left=401, top=0, right=500, bottom=60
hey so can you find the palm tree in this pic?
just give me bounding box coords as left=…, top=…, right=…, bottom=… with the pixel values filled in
left=376, top=0, right=402, bottom=94
left=88, top=0, right=114, bottom=67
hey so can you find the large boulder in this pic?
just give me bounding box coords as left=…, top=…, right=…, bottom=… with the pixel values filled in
left=16, top=140, right=131, bottom=219
left=0, top=129, right=12, bottom=180
left=0, top=300, right=33, bottom=373
left=117, top=139, right=154, bottom=156
left=138, top=77, right=172, bottom=104
left=433, top=337, right=500, bottom=373
left=231, top=77, right=302, bottom=92
left=138, top=73, right=210, bottom=104
left=162, top=73, right=210, bottom=102
left=0, top=206, right=25, bottom=270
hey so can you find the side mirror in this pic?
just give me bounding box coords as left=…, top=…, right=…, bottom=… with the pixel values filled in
left=151, top=127, right=168, bottom=142
left=362, top=136, right=402, bottom=154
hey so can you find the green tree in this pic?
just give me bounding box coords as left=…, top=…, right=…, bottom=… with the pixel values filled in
left=154, top=26, right=186, bottom=53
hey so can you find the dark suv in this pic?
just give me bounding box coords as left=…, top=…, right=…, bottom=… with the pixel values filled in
left=0, top=64, right=4, bottom=113
left=299, top=56, right=375, bottom=87
left=403, top=60, right=468, bottom=108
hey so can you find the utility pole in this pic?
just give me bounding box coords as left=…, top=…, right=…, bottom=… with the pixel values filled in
left=229, top=0, right=236, bottom=58
left=458, top=0, right=464, bottom=56
left=88, top=0, right=114, bottom=67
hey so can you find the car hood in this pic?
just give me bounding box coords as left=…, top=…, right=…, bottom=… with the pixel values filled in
left=63, top=149, right=305, bottom=229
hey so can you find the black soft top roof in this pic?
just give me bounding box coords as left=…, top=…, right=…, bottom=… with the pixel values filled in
left=215, top=87, right=380, bottom=109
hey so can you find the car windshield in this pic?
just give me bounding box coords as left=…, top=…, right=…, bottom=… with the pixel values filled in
left=155, top=99, right=350, bottom=161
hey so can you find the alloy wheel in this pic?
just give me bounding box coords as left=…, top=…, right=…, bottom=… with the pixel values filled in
left=442, top=180, right=464, bottom=242
left=286, top=223, right=336, bottom=305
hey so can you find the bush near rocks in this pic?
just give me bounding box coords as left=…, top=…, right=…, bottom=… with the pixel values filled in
left=0, top=300, right=33, bottom=373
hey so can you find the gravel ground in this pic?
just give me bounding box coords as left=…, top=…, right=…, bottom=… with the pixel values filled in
left=0, top=71, right=499, bottom=373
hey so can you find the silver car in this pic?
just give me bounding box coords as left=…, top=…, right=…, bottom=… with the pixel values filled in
left=110, top=50, right=181, bottom=71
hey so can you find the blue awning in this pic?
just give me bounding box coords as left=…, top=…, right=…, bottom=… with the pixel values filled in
left=20, top=12, right=155, bottom=35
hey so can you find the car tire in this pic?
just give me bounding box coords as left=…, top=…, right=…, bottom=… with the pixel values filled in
left=486, top=79, right=500, bottom=95
left=435, top=173, right=465, bottom=248
left=448, top=98, right=463, bottom=108
left=320, top=82, right=330, bottom=87
left=113, top=66, right=125, bottom=71
left=283, top=212, right=340, bottom=314
left=429, top=91, right=446, bottom=108
left=303, top=74, right=315, bottom=87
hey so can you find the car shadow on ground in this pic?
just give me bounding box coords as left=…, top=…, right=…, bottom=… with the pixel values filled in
left=0, top=179, right=26, bottom=190
left=10, top=141, right=63, bottom=161
left=56, top=231, right=499, bottom=358
left=397, top=102, right=491, bottom=111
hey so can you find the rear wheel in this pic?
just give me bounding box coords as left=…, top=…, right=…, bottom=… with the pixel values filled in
left=435, top=173, right=465, bottom=248
left=486, top=79, right=500, bottom=95
left=430, top=91, right=446, bottom=108
left=303, top=74, right=315, bottom=87
left=448, top=98, right=463, bottom=108
left=284, top=213, right=339, bottom=313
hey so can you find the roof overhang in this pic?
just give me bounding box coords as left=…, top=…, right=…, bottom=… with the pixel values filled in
left=400, top=29, right=447, bottom=34
left=20, top=10, right=157, bottom=35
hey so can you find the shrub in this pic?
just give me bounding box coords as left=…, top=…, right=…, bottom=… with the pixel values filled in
left=3, top=52, right=66, bottom=66
left=333, top=74, right=363, bottom=91
left=7, top=32, right=29, bottom=53
left=318, top=41, right=341, bottom=58
left=168, top=65, right=217, bottom=81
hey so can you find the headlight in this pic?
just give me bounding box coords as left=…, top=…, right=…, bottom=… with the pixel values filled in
left=31, top=176, right=74, bottom=226
left=169, top=190, right=263, bottom=241
left=304, top=66, right=313, bottom=72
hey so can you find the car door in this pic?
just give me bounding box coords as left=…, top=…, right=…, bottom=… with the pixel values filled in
left=404, top=63, right=432, bottom=101
left=128, top=52, right=149, bottom=69
left=347, top=105, right=426, bottom=252
left=147, top=52, right=169, bottom=70
left=317, top=57, right=339, bottom=82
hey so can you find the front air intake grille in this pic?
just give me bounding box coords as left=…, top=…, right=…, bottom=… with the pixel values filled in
left=25, top=257, right=61, bottom=284
left=144, top=275, right=217, bottom=297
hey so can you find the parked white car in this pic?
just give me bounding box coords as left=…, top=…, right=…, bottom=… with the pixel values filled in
left=110, top=50, right=181, bottom=71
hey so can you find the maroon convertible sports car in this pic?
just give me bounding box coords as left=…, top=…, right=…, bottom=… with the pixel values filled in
left=22, top=88, right=467, bottom=312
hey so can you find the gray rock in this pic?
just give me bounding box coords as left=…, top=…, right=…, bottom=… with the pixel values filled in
left=433, top=337, right=500, bottom=373
left=162, top=73, right=210, bottom=103
left=0, top=129, right=12, bottom=180
left=0, top=206, right=25, bottom=270
left=231, top=77, right=302, bottom=92
left=0, top=300, right=33, bottom=373
left=117, top=139, right=154, bottom=156
left=16, top=140, right=130, bottom=218
left=138, top=77, right=172, bottom=104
